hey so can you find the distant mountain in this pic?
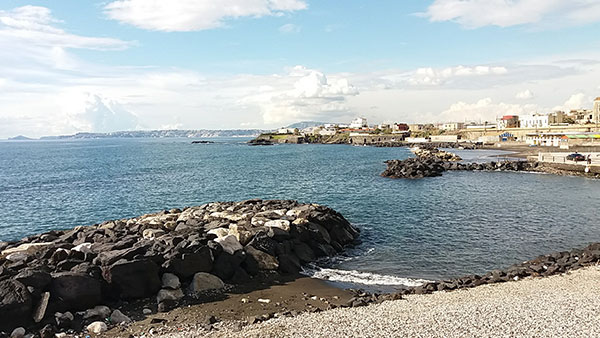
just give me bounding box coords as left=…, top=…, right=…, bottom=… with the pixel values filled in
left=286, top=121, right=328, bottom=129
left=8, top=135, right=34, bottom=140
left=39, top=129, right=269, bottom=140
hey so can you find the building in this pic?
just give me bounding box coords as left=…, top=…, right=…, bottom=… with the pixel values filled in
left=277, top=128, right=296, bottom=134
left=349, top=117, right=368, bottom=129
left=497, top=115, right=519, bottom=129
left=519, top=112, right=564, bottom=129
left=566, top=109, right=593, bottom=124
left=392, top=123, right=409, bottom=132
left=594, top=97, right=600, bottom=124
left=440, top=122, right=465, bottom=131
left=430, top=135, right=459, bottom=142
left=408, top=124, right=424, bottom=132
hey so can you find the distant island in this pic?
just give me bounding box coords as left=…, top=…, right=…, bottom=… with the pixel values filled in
left=7, top=135, right=34, bottom=141
left=36, top=129, right=269, bottom=140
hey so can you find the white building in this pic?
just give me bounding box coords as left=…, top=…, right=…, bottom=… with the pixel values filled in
left=519, top=112, right=564, bottom=129
left=349, top=117, right=368, bottom=129
left=594, top=97, right=600, bottom=123
left=440, top=122, right=464, bottom=131
left=277, top=128, right=296, bottom=134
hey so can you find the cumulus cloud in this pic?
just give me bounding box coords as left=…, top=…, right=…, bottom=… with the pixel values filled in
left=407, top=65, right=507, bottom=86
left=242, top=66, right=359, bottom=125
left=516, top=89, right=534, bottom=99
left=104, top=0, right=307, bottom=32
left=438, top=98, right=539, bottom=122
left=59, top=92, right=139, bottom=133
left=552, top=93, right=589, bottom=112
left=422, top=0, right=600, bottom=28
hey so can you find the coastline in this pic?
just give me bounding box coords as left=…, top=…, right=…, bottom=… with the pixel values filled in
left=203, top=266, right=600, bottom=338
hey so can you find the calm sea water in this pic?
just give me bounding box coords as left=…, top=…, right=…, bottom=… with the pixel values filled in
left=1, top=138, right=599, bottom=286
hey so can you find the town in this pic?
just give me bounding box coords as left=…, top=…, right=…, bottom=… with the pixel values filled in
left=264, top=96, right=600, bottom=149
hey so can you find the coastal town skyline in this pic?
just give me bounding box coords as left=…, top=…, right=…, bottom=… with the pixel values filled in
left=2, top=1, right=600, bottom=138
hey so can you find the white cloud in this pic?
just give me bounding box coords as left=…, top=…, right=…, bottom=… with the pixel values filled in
left=406, top=65, right=507, bottom=86
left=104, top=0, right=307, bottom=32
left=279, top=23, right=301, bottom=34
left=515, top=89, right=534, bottom=99
left=422, top=0, right=600, bottom=28
left=552, top=93, right=589, bottom=112
left=436, top=98, right=539, bottom=122
left=0, top=6, right=131, bottom=50
left=242, top=66, right=359, bottom=125
left=58, top=92, right=139, bottom=133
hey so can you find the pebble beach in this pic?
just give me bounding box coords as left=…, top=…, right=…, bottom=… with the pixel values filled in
left=198, top=266, right=600, bottom=338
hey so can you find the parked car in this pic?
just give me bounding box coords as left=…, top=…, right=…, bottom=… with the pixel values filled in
left=566, top=153, right=586, bottom=162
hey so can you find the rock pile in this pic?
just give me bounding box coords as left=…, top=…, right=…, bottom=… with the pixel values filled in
left=411, top=147, right=462, bottom=161
left=405, top=241, right=600, bottom=295
left=0, top=199, right=359, bottom=335
left=382, top=155, right=539, bottom=179
left=247, top=139, right=274, bottom=146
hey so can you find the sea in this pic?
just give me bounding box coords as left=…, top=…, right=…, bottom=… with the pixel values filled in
left=1, top=137, right=599, bottom=290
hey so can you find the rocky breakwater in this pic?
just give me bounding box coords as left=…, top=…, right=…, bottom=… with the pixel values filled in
left=0, top=199, right=359, bottom=336
left=411, top=147, right=462, bottom=161
left=382, top=151, right=539, bottom=179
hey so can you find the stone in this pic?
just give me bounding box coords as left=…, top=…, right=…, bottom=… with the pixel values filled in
left=55, top=311, right=74, bottom=329
left=110, top=309, right=132, bottom=324
left=158, top=300, right=176, bottom=312
left=15, top=269, right=52, bottom=290
left=72, top=242, right=93, bottom=254
left=143, top=228, right=165, bottom=239
left=86, top=321, right=108, bottom=334
left=164, top=247, right=213, bottom=278
left=278, top=254, right=302, bottom=274
left=211, top=251, right=245, bottom=280
left=207, top=228, right=229, bottom=238
left=245, top=246, right=279, bottom=270
left=264, top=220, right=291, bottom=232
left=293, top=242, right=316, bottom=263
left=50, top=272, right=101, bottom=311
left=1, top=242, right=54, bottom=259
left=214, top=234, right=243, bottom=255
left=143, top=308, right=152, bottom=315
left=0, top=280, right=33, bottom=331
left=102, top=259, right=161, bottom=299
left=10, top=327, right=25, bottom=338
left=38, top=324, right=54, bottom=338
left=228, top=224, right=253, bottom=245
left=190, top=272, right=225, bottom=293
left=33, top=291, right=50, bottom=323
left=157, top=288, right=184, bottom=303
left=84, top=305, right=111, bottom=320
left=161, top=273, right=181, bottom=290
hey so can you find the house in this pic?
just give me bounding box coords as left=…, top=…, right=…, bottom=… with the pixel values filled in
left=519, top=112, right=564, bottom=129
left=277, top=128, right=296, bottom=134
left=497, top=115, right=519, bottom=129
left=349, top=117, right=368, bottom=129
left=440, top=122, right=464, bottom=131
left=408, top=124, right=424, bottom=132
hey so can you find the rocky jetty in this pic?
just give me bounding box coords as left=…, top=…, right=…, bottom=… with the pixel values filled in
left=411, top=147, right=462, bottom=161
left=248, top=139, right=274, bottom=146
left=382, top=155, right=539, bottom=179
left=191, top=140, right=215, bottom=144
left=0, top=200, right=359, bottom=335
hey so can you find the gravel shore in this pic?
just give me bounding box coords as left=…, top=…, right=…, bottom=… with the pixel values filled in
left=191, top=266, right=600, bottom=337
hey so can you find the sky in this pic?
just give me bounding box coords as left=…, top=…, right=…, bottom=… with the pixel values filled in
left=1, top=0, right=600, bottom=138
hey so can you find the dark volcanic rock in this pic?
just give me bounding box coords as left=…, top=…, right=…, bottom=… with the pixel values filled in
left=102, top=259, right=161, bottom=299
left=50, top=272, right=101, bottom=311
left=164, top=247, right=214, bottom=279
left=0, top=280, right=32, bottom=331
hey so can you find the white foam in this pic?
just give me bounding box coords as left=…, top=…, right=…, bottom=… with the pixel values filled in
left=302, top=267, right=430, bottom=287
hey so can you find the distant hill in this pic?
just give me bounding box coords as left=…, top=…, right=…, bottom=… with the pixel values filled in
left=286, top=121, right=328, bottom=129
left=39, top=129, right=269, bottom=140
left=8, top=135, right=34, bottom=140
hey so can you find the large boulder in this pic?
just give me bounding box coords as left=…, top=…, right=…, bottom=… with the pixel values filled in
left=190, top=273, right=225, bottom=293
left=50, top=272, right=101, bottom=311
left=214, top=235, right=243, bottom=255
left=0, top=280, right=32, bottom=331
left=102, top=259, right=160, bottom=299
left=164, top=247, right=213, bottom=278
left=245, top=246, right=278, bottom=270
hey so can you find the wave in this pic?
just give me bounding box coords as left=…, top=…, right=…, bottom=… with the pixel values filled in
left=302, top=266, right=431, bottom=287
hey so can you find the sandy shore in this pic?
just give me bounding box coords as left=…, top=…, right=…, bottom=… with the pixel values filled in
left=176, top=266, right=600, bottom=338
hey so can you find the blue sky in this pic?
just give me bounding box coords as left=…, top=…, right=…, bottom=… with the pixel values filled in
left=1, top=0, right=600, bottom=137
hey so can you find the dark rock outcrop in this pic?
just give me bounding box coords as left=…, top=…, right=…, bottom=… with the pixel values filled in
left=0, top=199, right=359, bottom=333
